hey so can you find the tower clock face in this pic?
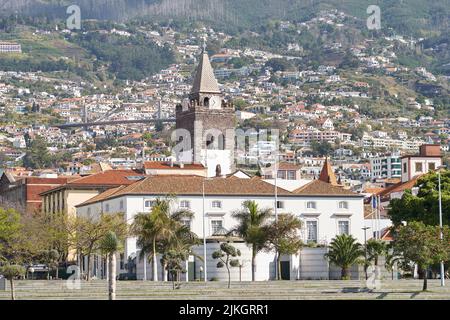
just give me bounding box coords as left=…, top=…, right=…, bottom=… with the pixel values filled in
left=210, top=96, right=221, bottom=109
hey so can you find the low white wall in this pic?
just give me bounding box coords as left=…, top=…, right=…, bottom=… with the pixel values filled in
left=299, top=247, right=329, bottom=280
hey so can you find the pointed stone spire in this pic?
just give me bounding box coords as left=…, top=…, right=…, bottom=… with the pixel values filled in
left=319, top=157, right=338, bottom=185
left=191, top=47, right=221, bottom=95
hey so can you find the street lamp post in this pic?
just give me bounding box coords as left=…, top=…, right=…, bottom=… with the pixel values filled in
left=239, top=263, right=243, bottom=282
left=199, top=266, right=203, bottom=282
left=202, top=179, right=207, bottom=283
left=362, top=227, right=370, bottom=280
left=274, top=160, right=279, bottom=280
left=437, top=168, right=445, bottom=286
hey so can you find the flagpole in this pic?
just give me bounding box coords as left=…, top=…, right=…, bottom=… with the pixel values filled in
left=375, top=195, right=379, bottom=239
left=377, top=195, right=381, bottom=239
left=371, top=195, right=375, bottom=238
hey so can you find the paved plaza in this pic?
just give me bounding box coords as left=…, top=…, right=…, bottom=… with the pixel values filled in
left=0, top=280, right=449, bottom=300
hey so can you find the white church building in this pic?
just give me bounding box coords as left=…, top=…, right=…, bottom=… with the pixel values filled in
left=76, top=166, right=366, bottom=281
left=75, top=50, right=367, bottom=281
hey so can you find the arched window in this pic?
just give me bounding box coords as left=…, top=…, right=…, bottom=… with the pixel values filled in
left=338, top=201, right=349, bottom=209
left=306, top=201, right=316, bottom=209
left=204, top=97, right=210, bottom=107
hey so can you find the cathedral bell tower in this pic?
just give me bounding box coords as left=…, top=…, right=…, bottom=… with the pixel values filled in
left=175, top=46, right=235, bottom=177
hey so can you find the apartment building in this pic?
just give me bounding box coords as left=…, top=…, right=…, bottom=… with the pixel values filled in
left=370, top=152, right=402, bottom=180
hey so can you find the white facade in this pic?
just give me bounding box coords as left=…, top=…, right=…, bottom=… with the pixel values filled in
left=401, top=156, right=442, bottom=182
left=77, top=189, right=365, bottom=281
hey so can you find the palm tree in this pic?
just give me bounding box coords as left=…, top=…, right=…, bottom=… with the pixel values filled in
left=232, top=200, right=272, bottom=281
left=325, top=234, right=364, bottom=280
left=132, top=198, right=193, bottom=282
left=366, top=239, right=387, bottom=267
left=161, top=220, right=201, bottom=283
left=100, top=231, right=122, bottom=300
left=385, top=251, right=400, bottom=280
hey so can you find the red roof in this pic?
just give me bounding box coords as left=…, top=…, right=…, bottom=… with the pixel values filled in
left=39, top=170, right=145, bottom=195
left=318, top=158, right=338, bottom=185
left=379, top=175, right=421, bottom=198
left=363, top=187, right=385, bottom=195
left=381, top=228, right=393, bottom=241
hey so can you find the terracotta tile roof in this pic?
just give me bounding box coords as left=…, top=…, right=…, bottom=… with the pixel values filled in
left=121, top=175, right=291, bottom=196
left=292, top=180, right=362, bottom=197
left=143, top=162, right=205, bottom=170
left=318, top=158, right=338, bottom=185
left=383, top=178, right=401, bottom=185
left=277, top=162, right=301, bottom=170
left=379, top=175, right=421, bottom=198
left=363, top=187, right=385, bottom=195
left=67, top=170, right=145, bottom=186
left=76, top=186, right=127, bottom=207
left=77, top=175, right=292, bottom=206
left=381, top=228, right=393, bottom=241
left=40, top=170, right=145, bottom=195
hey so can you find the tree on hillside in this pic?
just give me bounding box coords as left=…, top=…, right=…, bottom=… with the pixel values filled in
left=265, top=214, right=303, bottom=280
left=310, top=140, right=334, bottom=157
left=393, top=221, right=450, bottom=291
left=265, top=58, right=295, bottom=72
left=23, top=136, right=52, bottom=169
left=389, top=170, right=450, bottom=226
left=232, top=200, right=272, bottom=281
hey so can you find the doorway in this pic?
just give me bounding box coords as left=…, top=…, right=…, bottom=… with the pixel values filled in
left=188, top=261, right=196, bottom=281
left=280, top=261, right=290, bottom=280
